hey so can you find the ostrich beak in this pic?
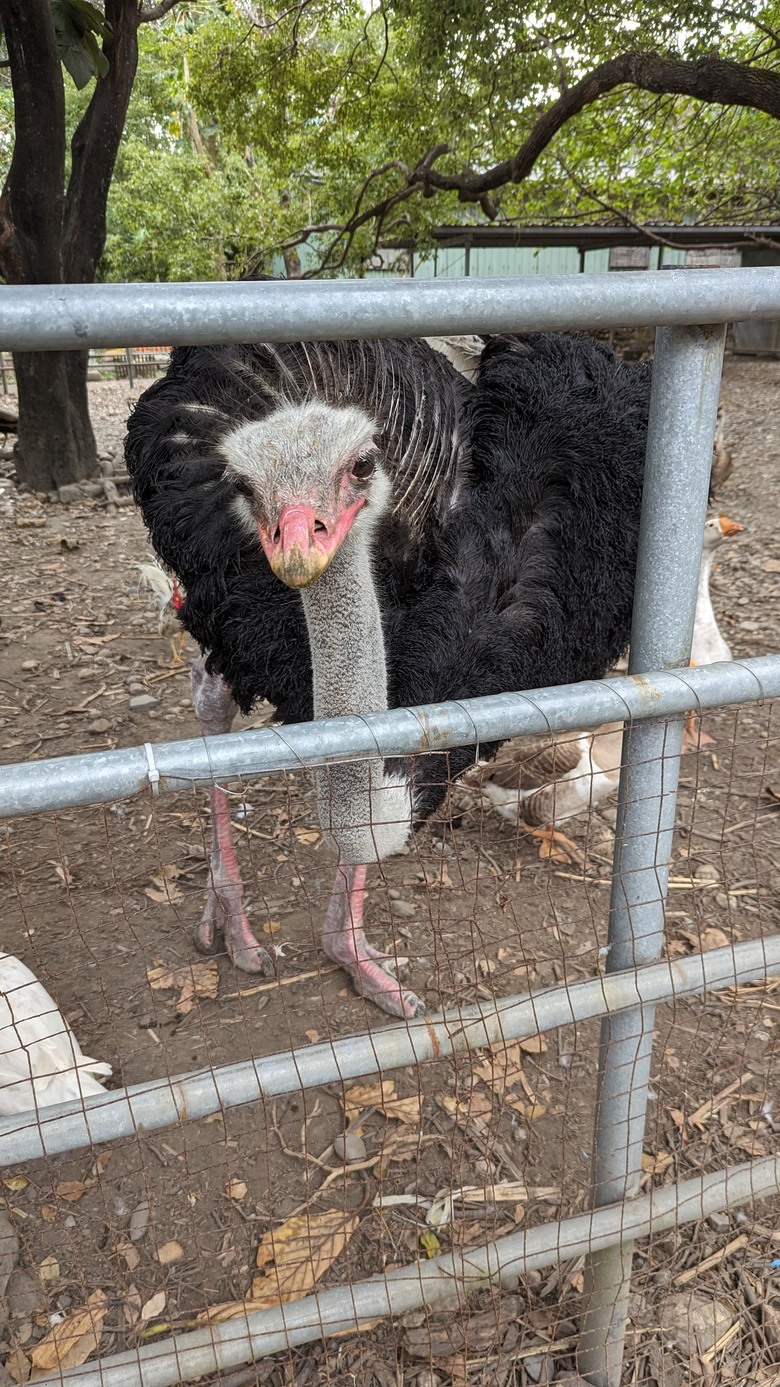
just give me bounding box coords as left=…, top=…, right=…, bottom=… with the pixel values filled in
left=718, top=516, right=744, bottom=537
left=260, top=499, right=365, bottom=588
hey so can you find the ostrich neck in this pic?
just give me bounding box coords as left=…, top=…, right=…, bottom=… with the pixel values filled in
left=299, top=533, right=388, bottom=720
left=298, top=532, right=411, bottom=864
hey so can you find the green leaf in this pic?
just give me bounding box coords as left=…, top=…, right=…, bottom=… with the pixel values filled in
left=51, top=0, right=112, bottom=88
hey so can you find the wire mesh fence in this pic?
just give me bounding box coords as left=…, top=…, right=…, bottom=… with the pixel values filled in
left=1, top=707, right=780, bottom=1386
left=1, top=271, right=780, bottom=1387
left=0, top=349, right=169, bottom=394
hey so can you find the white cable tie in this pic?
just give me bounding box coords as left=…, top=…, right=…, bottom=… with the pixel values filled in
left=143, top=742, right=161, bottom=797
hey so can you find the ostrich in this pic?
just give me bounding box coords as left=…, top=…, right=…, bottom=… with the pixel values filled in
left=126, top=333, right=650, bottom=1019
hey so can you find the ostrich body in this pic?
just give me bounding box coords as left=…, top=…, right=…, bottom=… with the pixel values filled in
left=127, top=333, right=650, bottom=1017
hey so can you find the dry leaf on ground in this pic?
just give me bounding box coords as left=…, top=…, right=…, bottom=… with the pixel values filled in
left=140, top=1290, right=166, bottom=1322
left=91, top=1150, right=113, bottom=1178
left=439, top=1089, right=494, bottom=1122
left=199, top=1209, right=359, bottom=1324
left=49, top=861, right=74, bottom=888
left=38, top=1256, right=60, bottom=1282
left=116, top=1237, right=140, bottom=1271
left=147, top=959, right=219, bottom=1014
left=55, top=1180, right=86, bottom=1202
left=473, top=1042, right=527, bottom=1093
left=2, top=1176, right=28, bottom=1193
left=678, top=927, right=732, bottom=954
left=123, top=1286, right=142, bottom=1329
left=4, top=1347, right=30, bottom=1384
left=343, top=1079, right=421, bottom=1125
left=427, top=1181, right=532, bottom=1228
left=155, top=1241, right=183, bottom=1266
left=30, top=1290, right=108, bottom=1372
left=145, top=865, right=183, bottom=905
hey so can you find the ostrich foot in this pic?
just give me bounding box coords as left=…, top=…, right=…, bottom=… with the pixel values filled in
left=194, top=883, right=274, bottom=975
left=321, top=864, right=427, bottom=1020
left=527, top=824, right=588, bottom=869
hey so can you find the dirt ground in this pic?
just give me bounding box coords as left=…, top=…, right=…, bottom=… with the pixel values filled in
left=0, top=361, right=779, bottom=1387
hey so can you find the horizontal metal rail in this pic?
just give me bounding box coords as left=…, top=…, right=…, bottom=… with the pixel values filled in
left=0, top=656, right=777, bottom=818
left=31, top=1152, right=780, bottom=1387
left=0, top=268, right=779, bottom=352
left=1, top=936, right=777, bottom=1167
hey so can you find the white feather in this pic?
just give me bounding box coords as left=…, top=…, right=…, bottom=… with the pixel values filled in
left=0, top=954, right=111, bottom=1116
left=137, top=562, right=174, bottom=610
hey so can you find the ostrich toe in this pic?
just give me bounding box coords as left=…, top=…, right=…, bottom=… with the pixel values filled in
left=321, top=862, right=427, bottom=1019
left=194, top=886, right=274, bottom=976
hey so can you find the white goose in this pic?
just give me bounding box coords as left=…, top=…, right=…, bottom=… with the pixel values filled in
left=0, top=954, right=111, bottom=1116
left=691, top=514, right=742, bottom=664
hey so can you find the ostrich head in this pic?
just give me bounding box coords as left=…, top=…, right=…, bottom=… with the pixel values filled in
left=220, top=402, right=387, bottom=587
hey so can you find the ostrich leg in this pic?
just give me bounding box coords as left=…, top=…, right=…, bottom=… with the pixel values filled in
left=190, top=657, right=273, bottom=975
left=320, top=864, right=426, bottom=1020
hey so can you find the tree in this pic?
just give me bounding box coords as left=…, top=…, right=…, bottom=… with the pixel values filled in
left=101, top=16, right=289, bottom=283
left=184, top=0, right=780, bottom=272
left=0, top=0, right=184, bottom=493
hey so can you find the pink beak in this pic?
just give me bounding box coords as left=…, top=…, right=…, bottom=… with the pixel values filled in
left=259, top=498, right=365, bottom=588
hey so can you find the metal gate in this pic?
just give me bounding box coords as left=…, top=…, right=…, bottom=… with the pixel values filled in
left=1, top=269, right=780, bottom=1387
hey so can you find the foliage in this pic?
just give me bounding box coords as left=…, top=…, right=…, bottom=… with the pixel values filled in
left=3, top=0, right=780, bottom=283
left=51, top=0, right=111, bottom=87
left=179, top=0, right=780, bottom=271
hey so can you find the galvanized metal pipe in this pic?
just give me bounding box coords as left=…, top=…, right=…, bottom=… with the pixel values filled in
left=31, top=1152, right=780, bottom=1387
left=1, top=656, right=777, bottom=819
left=580, top=324, right=727, bottom=1386
left=1, top=934, right=776, bottom=1167
left=0, top=269, right=779, bottom=352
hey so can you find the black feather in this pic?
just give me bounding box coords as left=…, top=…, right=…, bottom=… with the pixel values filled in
left=126, top=331, right=650, bottom=819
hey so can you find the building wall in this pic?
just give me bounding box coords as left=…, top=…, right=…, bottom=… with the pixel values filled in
left=410, top=244, right=687, bottom=278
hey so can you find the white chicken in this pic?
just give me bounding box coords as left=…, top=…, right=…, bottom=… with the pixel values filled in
left=0, top=954, right=111, bottom=1116
left=137, top=561, right=186, bottom=661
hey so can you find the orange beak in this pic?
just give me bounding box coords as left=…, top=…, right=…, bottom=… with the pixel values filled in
left=718, top=516, right=744, bottom=538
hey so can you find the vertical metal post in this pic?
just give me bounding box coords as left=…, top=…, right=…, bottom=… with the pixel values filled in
left=579, top=324, right=726, bottom=1386
left=125, top=345, right=135, bottom=389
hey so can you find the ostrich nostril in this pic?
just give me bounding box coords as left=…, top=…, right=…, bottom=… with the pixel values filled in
left=314, top=519, right=328, bottom=536
left=272, top=525, right=281, bottom=545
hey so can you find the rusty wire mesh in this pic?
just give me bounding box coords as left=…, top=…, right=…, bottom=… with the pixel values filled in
left=0, top=698, right=779, bottom=1387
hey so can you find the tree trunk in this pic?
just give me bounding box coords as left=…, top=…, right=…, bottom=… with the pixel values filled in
left=12, top=350, right=96, bottom=493
left=0, top=0, right=144, bottom=492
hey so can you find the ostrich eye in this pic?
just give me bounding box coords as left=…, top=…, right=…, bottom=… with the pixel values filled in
left=352, top=454, right=376, bottom=481
left=233, top=477, right=254, bottom=500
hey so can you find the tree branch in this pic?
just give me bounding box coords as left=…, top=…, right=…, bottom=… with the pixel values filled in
left=138, top=0, right=182, bottom=21
left=420, top=51, right=780, bottom=202
left=291, top=47, right=780, bottom=274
